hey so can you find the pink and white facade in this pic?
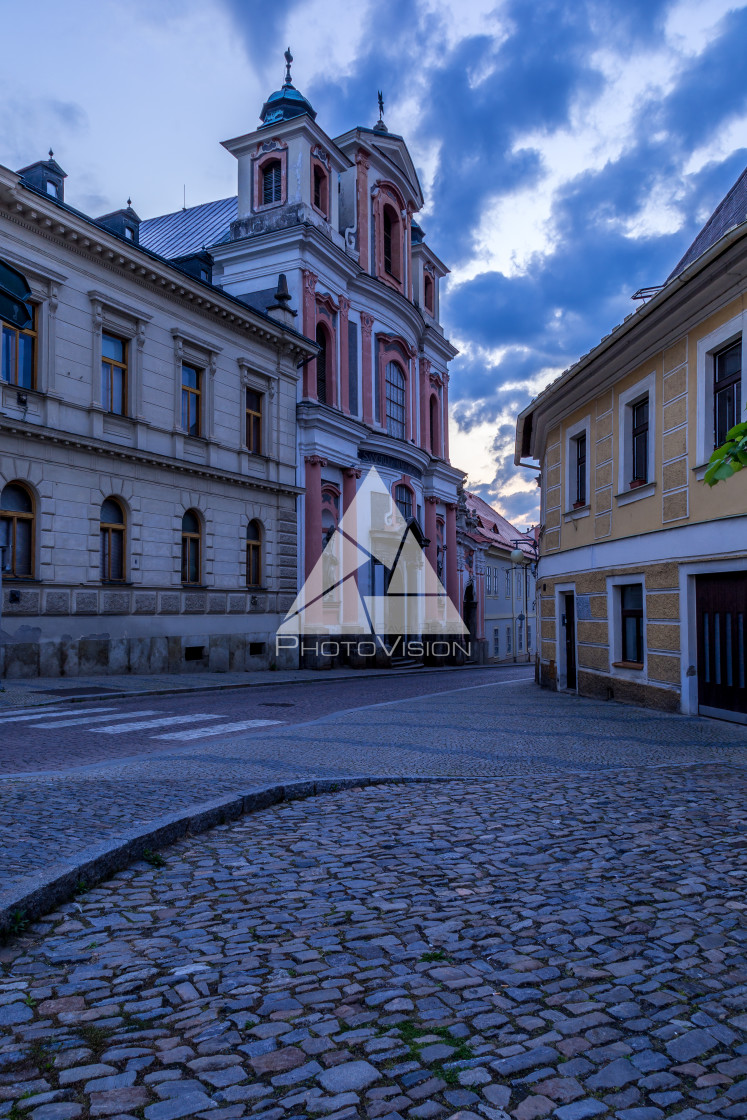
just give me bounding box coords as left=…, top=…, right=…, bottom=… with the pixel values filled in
left=212, top=66, right=464, bottom=636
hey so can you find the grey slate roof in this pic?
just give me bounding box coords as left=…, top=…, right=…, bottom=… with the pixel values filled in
left=139, top=196, right=237, bottom=259
left=668, top=166, right=747, bottom=280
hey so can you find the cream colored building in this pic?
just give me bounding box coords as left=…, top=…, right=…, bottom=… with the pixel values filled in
left=515, top=169, right=747, bottom=722
left=0, top=155, right=314, bottom=677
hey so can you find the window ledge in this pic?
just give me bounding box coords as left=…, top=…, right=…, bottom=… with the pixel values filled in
left=612, top=660, right=644, bottom=671
left=563, top=504, right=590, bottom=521
left=692, top=463, right=709, bottom=481
left=614, top=481, right=656, bottom=506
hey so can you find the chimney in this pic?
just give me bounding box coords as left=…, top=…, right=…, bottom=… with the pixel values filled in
left=265, top=273, right=298, bottom=327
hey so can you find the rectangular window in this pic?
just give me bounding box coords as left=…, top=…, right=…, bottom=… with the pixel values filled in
left=631, top=397, right=649, bottom=483
left=181, top=363, right=201, bottom=436
left=245, top=388, right=262, bottom=454
left=506, top=625, right=512, bottom=654
left=714, top=339, right=742, bottom=447
left=527, top=622, right=532, bottom=650
left=505, top=569, right=511, bottom=598
left=620, top=583, right=644, bottom=664
left=1, top=306, right=36, bottom=389
left=518, top=618, right=524, bottom=651
left=101, top=333, right=127, bottom=415
left=486, top=567, right=492, bottom=594
left=493, top=628, right=500, bottom=658
left=575, top=433, right=587, bottom=505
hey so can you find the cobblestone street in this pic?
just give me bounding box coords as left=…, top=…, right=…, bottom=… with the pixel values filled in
left=1, top=671, right=746, bottom=1120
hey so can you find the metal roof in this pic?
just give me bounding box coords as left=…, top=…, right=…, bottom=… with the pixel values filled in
left=139, top=196, right=237, bottom=259
left=668, top=166, right=747, bottom=280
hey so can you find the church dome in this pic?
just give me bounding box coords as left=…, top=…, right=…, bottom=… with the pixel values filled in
left=260, top=49, right=316, bottom=128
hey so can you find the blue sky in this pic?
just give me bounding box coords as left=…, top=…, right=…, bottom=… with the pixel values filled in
left=2, top=0, right=746, bottom=527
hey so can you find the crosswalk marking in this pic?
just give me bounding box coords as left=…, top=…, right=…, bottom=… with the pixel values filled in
left=91, top=713, right=221, bottom=734
left=153, top=719, right=282, bottom=741
left=0, top=706, right=119, bottom=724
left=31, top=709, right=158, bottom=729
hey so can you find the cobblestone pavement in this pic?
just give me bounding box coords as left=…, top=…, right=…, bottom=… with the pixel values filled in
left=2, top=767, right=746, bottom=1120
left=2, top=676, right=746, bottom=901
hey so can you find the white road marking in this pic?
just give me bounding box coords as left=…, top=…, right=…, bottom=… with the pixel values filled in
left=153, top=719, right=282, bottom=741
left=31, top=709, right=158, bottom=729
left=0, top=706, right=120, bottom=724
left=91, top=713, right=221, bottom=734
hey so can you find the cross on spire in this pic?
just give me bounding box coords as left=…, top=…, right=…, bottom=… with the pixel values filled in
left=284, top=47, right=293, bottom=87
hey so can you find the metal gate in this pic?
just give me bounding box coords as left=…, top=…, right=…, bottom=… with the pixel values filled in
left=696, top=572, right=747, bottom=723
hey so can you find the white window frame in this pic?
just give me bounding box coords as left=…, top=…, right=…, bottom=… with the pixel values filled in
left=616, top=371, right=656, bottom=505
left=564, top=414, right=591, bottom=516
left=607, top=574, right=647, bottom=682
left=695, top=312, right=746, bottom=474
left=505, top=568, right=511, bottom=598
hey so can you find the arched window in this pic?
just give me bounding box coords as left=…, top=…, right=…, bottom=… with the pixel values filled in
left=313, top=165, right=328, bottom=216
left=382, top=204, right=401, bottom=279
left=262, top=160, right=282, bottom=205
left=395, top=484, right=413, bottom=522
left=100, top=497, right=125, bottom=582
left=246, top=520, right=262, bottom=588
left=181, top=509, right=201, bottom=585
left=316, top=324, right=328, bottom=404
left=424, top=274, right=434, bottom=313
left=0, top=482, right=34, bottom=578
left=429, top=395, right=440, bottom=456
left=385, top=361, right=406, bottom=439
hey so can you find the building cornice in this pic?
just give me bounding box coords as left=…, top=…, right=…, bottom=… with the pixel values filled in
left=0, top=165, right=316, bottom=363
left=0, top=416, right=302, bottom=496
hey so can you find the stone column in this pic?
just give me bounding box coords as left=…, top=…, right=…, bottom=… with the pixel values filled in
left=304, top=455, right=326, bottom=578
left=361, top=313, right=374, bottom=425
left=446, top=502, right=458, bottom=610
left=424, top=496, right=438, bottom=575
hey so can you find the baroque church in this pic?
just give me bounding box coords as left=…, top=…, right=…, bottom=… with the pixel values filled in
left=139, top=52, right=465, bottom=661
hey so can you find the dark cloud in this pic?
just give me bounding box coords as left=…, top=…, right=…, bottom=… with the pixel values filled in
left=220, top=0, right=309, bottom=70
left=217, top=0, right=746, bottom=528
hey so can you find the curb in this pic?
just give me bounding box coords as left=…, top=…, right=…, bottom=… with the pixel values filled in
left=0, top=774, right=457, bottom=939
left=0, top=662, right=522, bottom=709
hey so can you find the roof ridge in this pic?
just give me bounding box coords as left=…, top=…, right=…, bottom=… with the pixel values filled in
left=668, top=164, right=747, bottom=281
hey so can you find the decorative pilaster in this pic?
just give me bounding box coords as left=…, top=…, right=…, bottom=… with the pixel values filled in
left=342, top=465, right=362, bottom=627
left=360, top=312, right=374, bottom=425
left=443, top=372, right=450, bottom=462
left=356, top=150, right=370, bottom=273
left=302, top=270, right=318, bottom=399
left=419, top=357, right=431, bottom=453
left=339, top=295, right=350, bottom=415
left=445, top=502, right=458, bottom=610
left=304, top=454, right=327, bottom=578
left=424, top=496, right=438, bottom=575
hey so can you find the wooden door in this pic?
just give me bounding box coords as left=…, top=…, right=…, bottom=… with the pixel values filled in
left=565, top=592, right=577, bottom=690
left=696, top=572, right=747, bottom=722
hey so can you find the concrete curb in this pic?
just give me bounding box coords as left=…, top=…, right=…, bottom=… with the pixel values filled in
left=0, top=774, right=457, bottom=939
left=0, top=662, right=519, bottom=709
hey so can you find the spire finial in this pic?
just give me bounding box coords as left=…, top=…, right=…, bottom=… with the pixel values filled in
left=284, top=47, right=293, bottom=87
left=377, top=90, right=384, bottom=121
left=48, top=148, right=54, bottom=160
left=127, top=196, right=132, bottom=208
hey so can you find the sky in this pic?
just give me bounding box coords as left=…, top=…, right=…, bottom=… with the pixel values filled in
left=2, top=0, right=746, bottom=528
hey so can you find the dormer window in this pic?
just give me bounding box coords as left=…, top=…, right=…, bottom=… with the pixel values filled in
left=124, top=226, right=134, bottom=241
left=46, top=180, right=58, bottom=198
left=262, top=160, right=282, bottom=205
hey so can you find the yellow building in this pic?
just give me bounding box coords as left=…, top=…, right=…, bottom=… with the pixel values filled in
left=515, top=169, right=747, bottom=723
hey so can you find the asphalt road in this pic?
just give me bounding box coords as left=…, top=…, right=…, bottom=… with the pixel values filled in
left=0, top=665, right=533, bottom=775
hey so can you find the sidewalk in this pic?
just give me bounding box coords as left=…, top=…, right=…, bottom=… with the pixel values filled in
left=0, top=660, right=515, bottom=710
